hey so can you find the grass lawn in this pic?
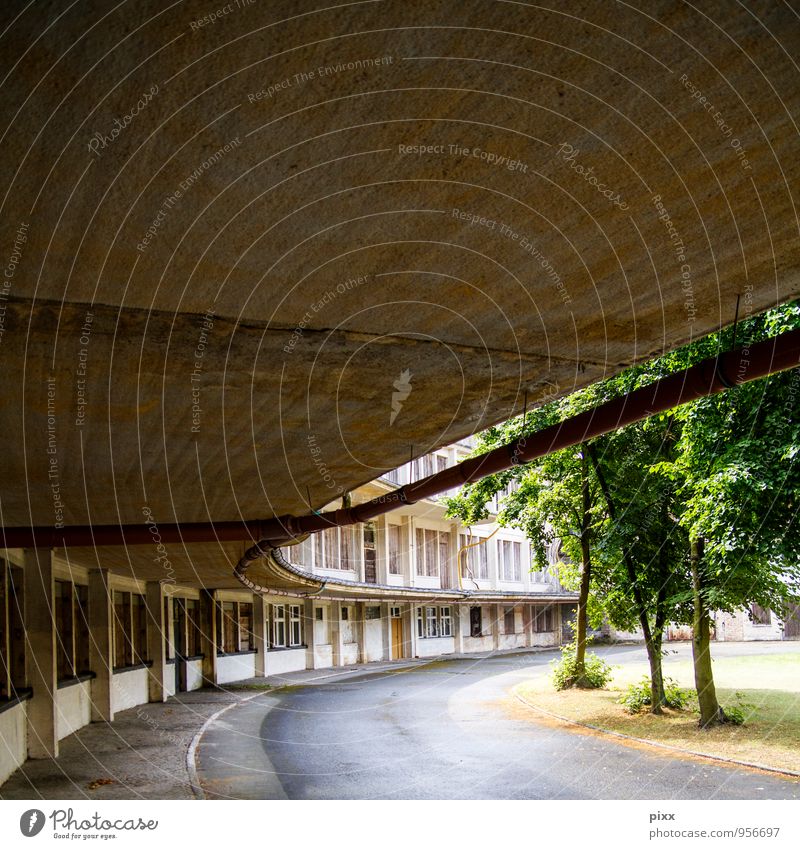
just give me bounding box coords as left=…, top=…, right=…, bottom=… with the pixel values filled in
left=514, top=650, right=800, bottom=774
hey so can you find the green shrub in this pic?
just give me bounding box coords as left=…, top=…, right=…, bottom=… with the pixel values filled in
left=724, top=692, right=756, bottom=725
left=618, top=676, right=691, bottom=713
left=551, top=640, right=613, bottom=690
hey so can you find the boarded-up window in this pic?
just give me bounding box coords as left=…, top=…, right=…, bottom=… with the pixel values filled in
left=415, top=528, right=438, bottom=576
left=504, top=606, right=516, bottom=634
left=750, top=603, right=771, bottom=625
left=340, top=527, right=355, bottom=570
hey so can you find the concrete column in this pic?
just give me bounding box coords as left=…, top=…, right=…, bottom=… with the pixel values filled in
left=88, top=568, right=114, bottom=723
left=452, top=605, right=464, bottom=654
left=253, top=595, right=268, bottom=676
left=491, top=603, right=501, bottom=653
left=331, top=601, right=344, bottom=667
left=381, top=602, right=391, bottom=662
left=524, top=604, right=534, bottom=648
left=303, top=598, right=317, bottom=670
left=24, top=547, right=58, bottom=759
left=408, top=603, right=418, bottom=658
left=145, top=582, right=167, bottom=703
left=199, top=589, right=217, bottom=686
left=357, top=602, right=367, bottom=664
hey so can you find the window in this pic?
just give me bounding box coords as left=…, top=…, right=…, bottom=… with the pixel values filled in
left=504, top=606, right=516, bottom=635
left=341, top=606, right=349, bottom=621
left=390, top=606, right=401, bottom=618
left=55, top=580, right=74, bottom=679
left=439, top=607, right=452, bottom=637
left=218, top=601, right=237, bottom=653
left=459, top=535, right=489, bottom=580
left=323, top=527, right=339, bottom=568
left=272, top=604, right=286, bottom=648
left=415, top=606, right=451, bottom=638
left=113, top=591, right=148, bottom=669
left=533, top=606, right=554, bottom=633
left=499, top=540, right=522, bottom=581
left=388, top=524, right=402, bottom=575
left=750, top=603, right=771, bottom=625
left=315, top=607, right=324, bottom=621
left=415, top=528, right=439, bottom=577
left=113, top=591, right=132, bottom=668
left=174, top=597, right=202, bottom=657
left=425, top=606, right=439, bottom=638
left=1, top=561, right=26, bottom=700
left=340, top=527, right=355, bottom=571
left=469, top=606, right=483, bottom=637
left=366, top=606, right=381, bottom=620
left=239, top=602, right=253, bottom=651
left=289, top=605, right=302, bottom=646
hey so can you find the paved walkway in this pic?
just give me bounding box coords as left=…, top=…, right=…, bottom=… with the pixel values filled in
left=3, top=643, right=796, bottom=799
left=0, top=657, right=442, bottom=800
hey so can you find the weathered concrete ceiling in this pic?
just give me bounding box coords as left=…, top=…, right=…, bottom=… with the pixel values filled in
left=1, top=1, right=799, bottom=584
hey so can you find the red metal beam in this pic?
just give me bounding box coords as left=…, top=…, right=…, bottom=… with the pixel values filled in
left=4, top=327, right=799, bottom=550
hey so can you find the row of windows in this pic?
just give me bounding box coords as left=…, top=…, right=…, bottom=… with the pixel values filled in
left=291, top=522, right=531, bottom=584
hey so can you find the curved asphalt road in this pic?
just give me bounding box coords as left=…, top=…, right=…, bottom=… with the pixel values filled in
left=195, top=646, right=799, bottom=800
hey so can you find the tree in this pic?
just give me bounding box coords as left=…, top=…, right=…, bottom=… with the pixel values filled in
left=659, top=302, right=800, bottom=725
left=444, top=401, right=607, bottom=687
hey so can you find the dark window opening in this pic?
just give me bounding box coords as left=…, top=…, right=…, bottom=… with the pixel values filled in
left=470, top=606, right=483, bottom=638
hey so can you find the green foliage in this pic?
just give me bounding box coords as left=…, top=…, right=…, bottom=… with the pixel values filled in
left=723, top=692, right=757, bottom=726
left=551, top=640, right=613, bottom=690
left=618, top=676, right=691, bottom=713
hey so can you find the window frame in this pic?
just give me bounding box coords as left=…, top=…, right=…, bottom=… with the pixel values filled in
left=112, top=589, right=150, bottom=670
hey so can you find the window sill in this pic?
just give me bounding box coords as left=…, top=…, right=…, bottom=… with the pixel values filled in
left=57, top=672, right=96, bottom=689
left=217, top=649, right=258, bottom=657
left=113, top=661, right=153, bottom=673
left=267, top=645, right=307, bottom=652
left=0, top=688, right=33, bottom=715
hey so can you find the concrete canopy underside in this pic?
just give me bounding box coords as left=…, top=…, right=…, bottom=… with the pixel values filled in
left=1, top=1, right=798, bottom=586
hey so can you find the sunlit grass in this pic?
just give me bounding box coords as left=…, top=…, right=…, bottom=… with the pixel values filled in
left=515, top=651, right=800, bottom=774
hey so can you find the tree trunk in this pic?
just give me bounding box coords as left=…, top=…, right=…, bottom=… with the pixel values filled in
left=690, top=536, right=724, bottom=728
left=574, top=450, right=592, bottom=687
left=586, top=442, right=665, bottom=711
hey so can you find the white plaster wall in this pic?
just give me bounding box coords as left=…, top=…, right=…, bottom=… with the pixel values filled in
left=415, top=637, right=455, bottom=658
left=264, top=649, right=306, bottom=675
left=342, top=643, right=359, bottom=665
left=164, top=663, right=177, bottom=698
left=0, top=702, right=26, bottom=785
left=742, top=614, right=783, bottom=641
left=313, top=644, right=333, bottom=668
left=186, top=659, right=204, bottom=691
left=216, top=653, right=256, bottom=685
left=363, top=620, right=384, bottom=662
left=530, top=631, right=558, bottom=647
left=497, top=633, right=526, bottom=651
left=56, top=681, right=91, bottom=741
left=462, top=635, right=494, bottom=654
left=112, top=668, right=149, bottom=713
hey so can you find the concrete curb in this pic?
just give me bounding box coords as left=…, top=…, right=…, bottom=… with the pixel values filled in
left=512, top=688, right=800, bottom=780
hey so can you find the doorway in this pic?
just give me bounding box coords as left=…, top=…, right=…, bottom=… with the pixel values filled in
left=390, top=606, right=404, bottom=658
